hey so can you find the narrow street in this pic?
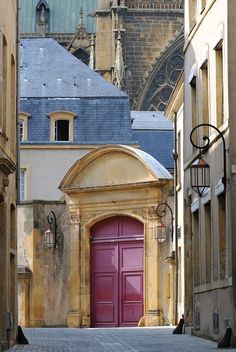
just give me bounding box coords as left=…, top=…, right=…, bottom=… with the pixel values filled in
left=9, top=327, right=236, bottom=352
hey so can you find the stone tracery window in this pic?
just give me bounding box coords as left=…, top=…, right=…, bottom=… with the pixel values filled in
left=36, top=0, right=50, bottom=33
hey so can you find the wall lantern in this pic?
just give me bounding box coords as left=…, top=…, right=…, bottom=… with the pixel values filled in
left=190, top=123, right=227, bottom=197
left=155, top=202, right=174, bottom=243
left=155, top=222, right=167, bottom=243
left=190, top=157, right=210, bottom=197
left=45, top=211, right=57, bottom=249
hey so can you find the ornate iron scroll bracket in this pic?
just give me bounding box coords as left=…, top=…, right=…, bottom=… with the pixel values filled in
left=156, top=202, right=174, bottom=241
left=190, top=123, right=227, bottom=190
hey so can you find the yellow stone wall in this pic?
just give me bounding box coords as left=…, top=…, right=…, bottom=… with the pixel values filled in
left=0, top=0, right=18, bottom=349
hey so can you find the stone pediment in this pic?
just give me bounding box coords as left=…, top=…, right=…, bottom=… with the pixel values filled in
left=59, top=145, right=172, bottom=192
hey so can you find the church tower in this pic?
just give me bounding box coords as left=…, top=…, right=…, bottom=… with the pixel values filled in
left=95, top=0, right=184, bottom=110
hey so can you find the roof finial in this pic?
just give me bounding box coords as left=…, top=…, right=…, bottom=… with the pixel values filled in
left=89, top=34, right=95, bottom=70
left=113, top=31, right=126, bottom=90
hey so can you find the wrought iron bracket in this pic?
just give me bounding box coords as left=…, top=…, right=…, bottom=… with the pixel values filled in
left=156, top=202, right=174, bottom=241
left=190, top=123, right=227, bottom=190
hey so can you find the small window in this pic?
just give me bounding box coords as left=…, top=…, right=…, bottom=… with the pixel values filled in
left=49, top=111, right=75, bottom=142
left=189, top=0, right=197, bottom=30
left=18, top=112, right=30, bottom=141
left=19, top=120, right=24, bottom=141
left=55, top=120, right=69, bottom=141
left=36, top=0, right=50, bottom=33
left=200, top=61, right=209, bottom=136
left=201, top=0, right=206, bottom=12
left=20, top=169, right=26, bottom=201
left=215, top=43, right=224, bottom=127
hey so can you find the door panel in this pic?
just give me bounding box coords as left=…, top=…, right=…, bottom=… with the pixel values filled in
left=91, top=216, right=144, bottom=327
left=91, top=244, right=118, bottom=327
left=94, top=274, right=116, bottom=323
left=119, top=243, right=143, bottom=326
left=122, top=273, right=143, bottom=324
left=121, top=246, right=143, bottom=268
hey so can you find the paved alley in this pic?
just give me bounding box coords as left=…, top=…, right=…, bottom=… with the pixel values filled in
left=9, top=327, right=236, bottom=352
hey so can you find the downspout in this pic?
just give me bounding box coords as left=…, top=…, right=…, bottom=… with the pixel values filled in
left=16, top=0, right=20, bottom=205
left=173, top=112, right=179, bottom=325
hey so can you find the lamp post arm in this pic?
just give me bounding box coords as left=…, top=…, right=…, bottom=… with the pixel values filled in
left=190, top=123, right=227, bottom=189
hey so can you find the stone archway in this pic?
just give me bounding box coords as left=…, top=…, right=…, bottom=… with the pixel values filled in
left=59, top=144, right=173, bottom=328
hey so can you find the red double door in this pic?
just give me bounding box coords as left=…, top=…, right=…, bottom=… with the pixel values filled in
left=90, top=216, right=144, bottom=327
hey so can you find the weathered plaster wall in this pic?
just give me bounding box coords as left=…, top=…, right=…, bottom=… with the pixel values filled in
left=20, top=148, right=92, bottom=200
left=18, top=202, right=70, bottom=327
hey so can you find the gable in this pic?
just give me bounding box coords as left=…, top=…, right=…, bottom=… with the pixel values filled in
left=60, top=145, right=172, bottom=192
left=72, top=151, right=155, bottom=189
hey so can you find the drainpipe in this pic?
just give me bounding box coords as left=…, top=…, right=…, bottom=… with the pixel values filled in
left=16, top=0, right=21, bottom=205
left=173, top=112, right=179, bottom=325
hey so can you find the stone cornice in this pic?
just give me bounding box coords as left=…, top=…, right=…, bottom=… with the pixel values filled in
left=62, top=180, right=167, bottom=194
left=20, top=144, right=139, bottom=150
left=0, top=157, right=16, bottom=175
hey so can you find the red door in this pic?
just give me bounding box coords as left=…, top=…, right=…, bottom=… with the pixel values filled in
left=90, top=216, right=144, bottom=327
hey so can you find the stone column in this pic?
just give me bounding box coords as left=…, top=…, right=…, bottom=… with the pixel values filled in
left=67, top=208, right=81, bottom=327
left=145, top=211, right=162, bottom=326
left=17, top=268, right=31, bottom=327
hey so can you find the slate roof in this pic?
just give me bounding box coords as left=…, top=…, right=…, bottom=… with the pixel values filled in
left=124, top=146, right=172, bottom=180
left=131, top=111, right=173, bottom=130
left=19, top=0, right=97, bottom=34
left=132, top=111, right=174, bottom=170
left=20, top=38, right=127, bottom=98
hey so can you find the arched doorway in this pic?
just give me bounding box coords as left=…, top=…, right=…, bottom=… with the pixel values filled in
left=90, top=216, right=144, bottom=327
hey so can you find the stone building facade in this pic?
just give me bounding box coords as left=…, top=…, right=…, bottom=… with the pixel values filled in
left=182, top=0, right=236, bottom=346
left=0, top=0, right=18, bottom=349
left=165, top=72, right=185, bottom=326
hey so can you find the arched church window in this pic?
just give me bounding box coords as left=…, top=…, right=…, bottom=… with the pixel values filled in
left=36, top=0, right=50, bottom=33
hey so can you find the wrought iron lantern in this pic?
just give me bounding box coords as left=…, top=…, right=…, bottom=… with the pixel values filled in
left=45, top=211, right=57, bottom=248
left=155, top=202, right=174, bottom=243
left=155, top=222, right=167, bottom=243
left=190, top=157, right=210, bottom=197
left=190, top=123, right=227, bottom=197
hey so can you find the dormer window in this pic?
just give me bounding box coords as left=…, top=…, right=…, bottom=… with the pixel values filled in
left=48, top=111, right=75, bottom=142
left=19, top=120, right=24, bottom=141
left=55, top=120, right=69, bottom=141
left=19, top=112, right=30, bottom=141
left=36, top=0, right=50, bottom=33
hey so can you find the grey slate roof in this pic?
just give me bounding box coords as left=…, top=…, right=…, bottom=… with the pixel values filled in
left=20, top=38, right=127, bottom=98
left=131, top=111, right=174, bottom=170
left=19, top=0, right=97, bottom=34
left=131, top=111, right=173, bottom=130
left=124, top=146, right=172, bottom=180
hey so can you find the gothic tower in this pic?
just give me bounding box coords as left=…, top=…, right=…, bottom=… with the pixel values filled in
left=95, top=0, right=184, bottom=110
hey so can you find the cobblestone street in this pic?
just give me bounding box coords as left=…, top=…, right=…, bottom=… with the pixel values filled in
left=8, top=327, right=236, bottom=352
